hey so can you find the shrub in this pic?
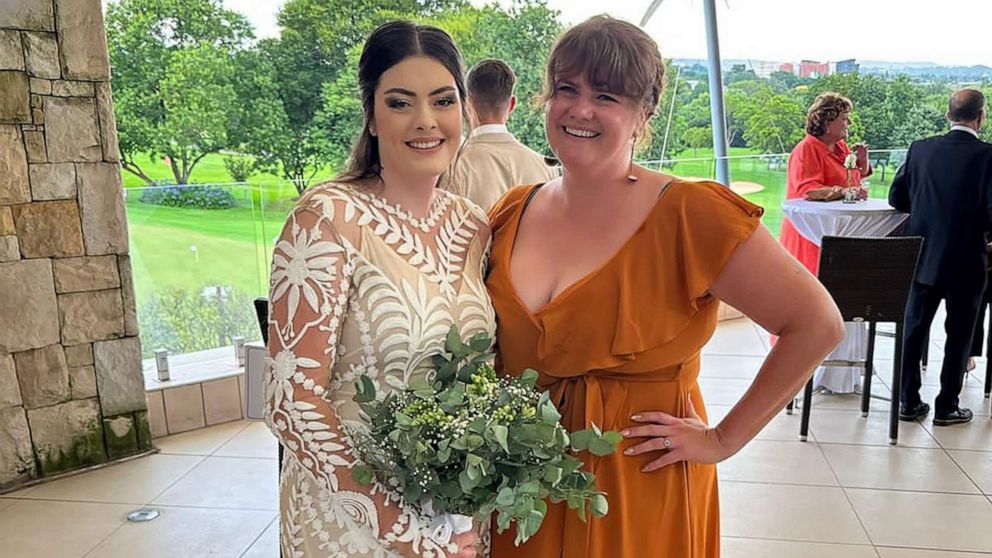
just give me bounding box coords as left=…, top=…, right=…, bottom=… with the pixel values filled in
left=137, top=287, right=261, bottom=357
left=223, top=155, right=255, bottom=182
left=138, top=184, right=238, bottom=210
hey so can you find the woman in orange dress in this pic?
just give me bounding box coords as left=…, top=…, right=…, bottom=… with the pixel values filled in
left=486, top=16, right=845, bottom=558
left=780, top=93, right=872, bottom=274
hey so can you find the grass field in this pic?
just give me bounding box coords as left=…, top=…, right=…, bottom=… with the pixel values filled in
left=125, top=148, right=902, bottom=303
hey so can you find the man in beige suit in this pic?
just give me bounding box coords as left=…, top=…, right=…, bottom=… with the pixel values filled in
left=449, top=59, right=557, bottom=210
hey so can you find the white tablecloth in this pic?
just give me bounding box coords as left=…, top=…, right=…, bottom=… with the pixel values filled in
left=782, top=199, right=909, bottom=247
left=781, top=198, right=909, bottom=393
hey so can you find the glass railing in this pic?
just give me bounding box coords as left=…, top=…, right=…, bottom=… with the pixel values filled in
left=126, top=183, right=273, bottom=358
left=124, top=149, right=909, bottom=359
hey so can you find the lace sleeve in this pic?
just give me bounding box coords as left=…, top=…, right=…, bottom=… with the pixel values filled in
left=265, top=201, right=457, bottom=557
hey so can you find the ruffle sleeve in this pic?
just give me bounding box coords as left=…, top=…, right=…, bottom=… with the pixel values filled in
left=610, top=180, right=763, bottom=360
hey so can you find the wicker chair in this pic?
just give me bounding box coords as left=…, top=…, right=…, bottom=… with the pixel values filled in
left=794, top=236, right=923, bottom=446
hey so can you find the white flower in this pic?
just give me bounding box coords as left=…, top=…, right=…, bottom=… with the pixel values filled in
left=268, top=350, right=321, bottom=408
left=844, top=152, right=858, bottom=169
left=270, top=219, right=342, bottom=320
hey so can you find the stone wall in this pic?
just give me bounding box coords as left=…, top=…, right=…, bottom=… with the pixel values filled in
left=0, top=0, right=150, bottom=490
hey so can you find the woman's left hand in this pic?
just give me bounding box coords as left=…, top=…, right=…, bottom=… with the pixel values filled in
left=621, top=400, right=733, bottom=472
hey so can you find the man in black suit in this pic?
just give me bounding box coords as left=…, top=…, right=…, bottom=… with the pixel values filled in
left=890, top=88, right=992, bottom=426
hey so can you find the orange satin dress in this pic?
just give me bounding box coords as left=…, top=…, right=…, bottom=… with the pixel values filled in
left=486, top=179, right=763, bottom=558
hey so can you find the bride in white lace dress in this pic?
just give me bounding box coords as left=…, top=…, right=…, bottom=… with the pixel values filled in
left=264, top=22, right=492, bottom=558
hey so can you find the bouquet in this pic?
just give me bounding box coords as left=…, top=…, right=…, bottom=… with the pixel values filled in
left=351, top=326, right=621, bottom=545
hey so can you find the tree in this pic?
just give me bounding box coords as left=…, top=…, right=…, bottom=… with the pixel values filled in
left=685, top=127, right=712, bottom=156
left=158, top=45, right=237, bottom=184
left=741, top=86, right=804, bottom=153
left=723, top=87, right=750, bottom=147
left=106, top=0, right=255, bottom=185
left=311, top=46, right=365, bottom=173
left=227, top=48, right=292, bottom=181
left=768, top=70, right=805, bottom=92
left=724, top=63, right=758, bottom=85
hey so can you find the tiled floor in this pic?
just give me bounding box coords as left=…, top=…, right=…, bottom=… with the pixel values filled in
left=1, top=317, right=990, bottom=557
left=0, top=421, right=279, bottom=558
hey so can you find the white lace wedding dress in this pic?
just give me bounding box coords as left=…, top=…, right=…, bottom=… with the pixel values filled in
left=265, top=182, right=495, bottom=557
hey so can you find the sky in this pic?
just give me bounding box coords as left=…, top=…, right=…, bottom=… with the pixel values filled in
left=221, top=0, right=992, bottom=67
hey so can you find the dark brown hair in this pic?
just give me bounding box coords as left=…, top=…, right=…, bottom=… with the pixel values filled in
left=806, top=92, right=853, bottom=137
left=538, top=15, right=665, bottom=118
left=467, top=59, right=515, bottom=118
left=337, top=21, right=467, bottom=183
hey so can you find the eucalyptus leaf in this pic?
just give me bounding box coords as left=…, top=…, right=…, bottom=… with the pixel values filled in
left=352, top=464, right=374, bottom=486
left=436, top=360, right=456, bottom=383
left=570, top=429, right=594, bottom=451
left=491, top=424, right=509, bottom=453
left=602, top=431, right=624, bottom=446
left=469, top=333, right=492, bottom=352
left=543, top=464, right=563, bottom=485
left=403, top=483, right=422, bottom=503
left=408, top=376, right=431, bottom=392
left=496, top=510, right=512, bottom=532
left=519, top=368, right=539, bottom=386
left=459, top=470, right=480, bottom=492
left=354, top=375, right=376, bottom=403
left=590, top=493, right=609, bottom=517
left=437, top=447, right=451, bottom=463
left=445, top=325, right=462, bottom=354
left=495, top=487, right=515, bottom=507
left=466, top=464, right=480, bottom=480
left=465, top=434, right=485, bottom=451
left=588, top=437, right=617, bottom=457
left=457, top=362, right=477, bottom=382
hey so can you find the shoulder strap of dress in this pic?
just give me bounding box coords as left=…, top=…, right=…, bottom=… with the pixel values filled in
left=658, top=178, right=677, bottom=198
left=520, top=182, right=546, bottom=217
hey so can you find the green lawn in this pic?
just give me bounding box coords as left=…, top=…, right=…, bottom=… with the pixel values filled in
left=124, top=153, right=315, bottom=301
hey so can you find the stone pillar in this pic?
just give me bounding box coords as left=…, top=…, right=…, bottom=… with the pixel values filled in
left=0, top=0, right=149, bottom=490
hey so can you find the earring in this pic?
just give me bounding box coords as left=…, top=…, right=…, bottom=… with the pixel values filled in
left=627, top=136, right=639, bottom=183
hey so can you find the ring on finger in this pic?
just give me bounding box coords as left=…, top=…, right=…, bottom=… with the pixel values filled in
left=662, top=437, right=672, bottom=449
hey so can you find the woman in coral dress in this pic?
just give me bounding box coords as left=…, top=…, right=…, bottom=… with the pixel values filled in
left=780, top=92, right=872, bottom=275
left=486, top=17, right=845, bottom=558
